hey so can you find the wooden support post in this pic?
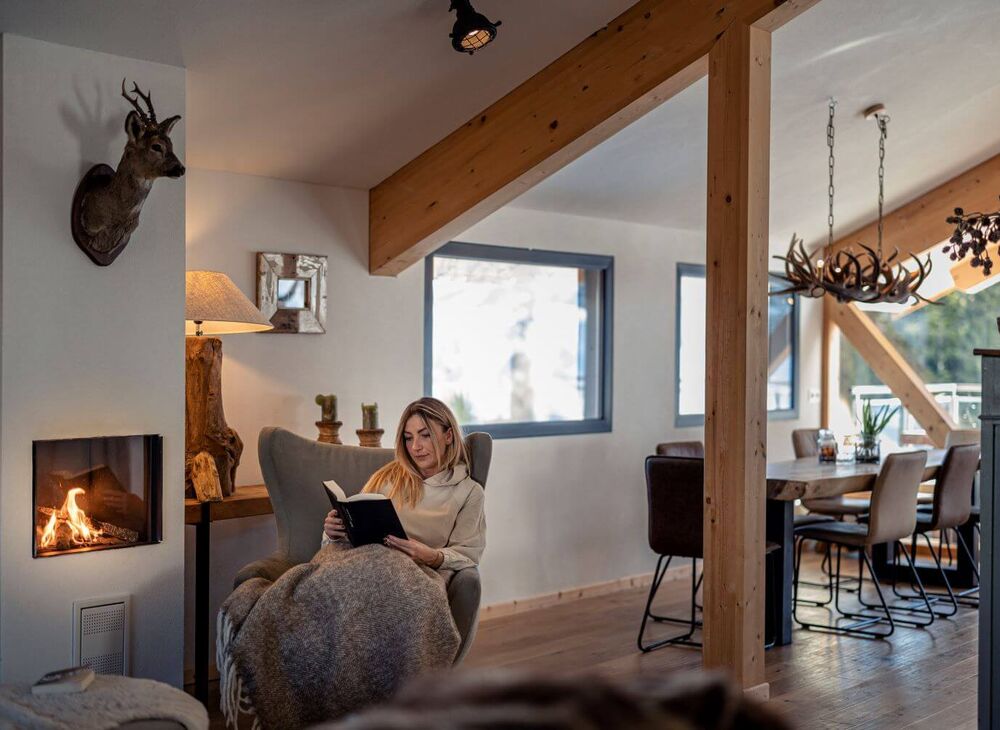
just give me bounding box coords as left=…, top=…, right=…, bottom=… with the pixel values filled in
left=703, top=21, right=770, bottom=693
left=829, top=302, right=954, bottom=447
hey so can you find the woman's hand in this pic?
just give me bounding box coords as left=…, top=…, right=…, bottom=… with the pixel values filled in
left=385, top=535, right=443, bottom=568
left=324, top=509, right=346, bottom=541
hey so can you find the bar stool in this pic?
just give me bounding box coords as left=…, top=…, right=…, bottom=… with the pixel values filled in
left=793, top=451, right=933, bottom=638
left=638, top=455, right=780, bottom=652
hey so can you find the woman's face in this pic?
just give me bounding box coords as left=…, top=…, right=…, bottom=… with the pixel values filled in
left=404, top=413, right=453, bottom=477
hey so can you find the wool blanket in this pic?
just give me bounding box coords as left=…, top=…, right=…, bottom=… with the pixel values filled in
left=217, top=543, right=459, bottom=730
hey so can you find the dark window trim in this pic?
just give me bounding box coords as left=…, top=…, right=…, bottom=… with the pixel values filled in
left=425, top=241, right=614, bottom=439
left=674, top=262, right=799, bottom=428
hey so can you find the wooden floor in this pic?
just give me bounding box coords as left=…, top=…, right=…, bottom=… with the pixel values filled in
left=200, top=556, right=979, bottom=729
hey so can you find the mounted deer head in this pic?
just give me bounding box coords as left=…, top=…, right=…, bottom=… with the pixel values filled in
left=71, top=79, right=185, bottom=266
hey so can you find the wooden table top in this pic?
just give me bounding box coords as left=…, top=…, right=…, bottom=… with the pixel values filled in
left=184, top=484, right=272, bottom=525
left=767, top=449, right=946, bottom=501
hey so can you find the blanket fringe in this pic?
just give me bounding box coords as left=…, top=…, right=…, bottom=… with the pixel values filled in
left=217, top=609, right=261, bottom=730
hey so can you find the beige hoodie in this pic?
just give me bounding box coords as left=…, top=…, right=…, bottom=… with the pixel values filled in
left=322, top=463, right=486, bottom=573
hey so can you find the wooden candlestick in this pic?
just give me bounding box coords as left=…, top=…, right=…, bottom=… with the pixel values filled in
left=316, top=421, right=344, bottom=445
left=356, top=428, right=385, bottom=448
left=185, top=336, right=243, bottom=499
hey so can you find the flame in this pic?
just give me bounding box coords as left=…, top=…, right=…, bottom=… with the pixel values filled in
left=37, top=487, right=103, bottom=550
left=39, top=511, right=58, bottom=548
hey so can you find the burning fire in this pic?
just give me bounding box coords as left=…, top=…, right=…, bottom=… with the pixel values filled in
left=38, top=488, right=103, bottom=549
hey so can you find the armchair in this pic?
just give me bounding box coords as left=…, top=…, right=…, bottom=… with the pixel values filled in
left=235, top=426, right=492, bottom=662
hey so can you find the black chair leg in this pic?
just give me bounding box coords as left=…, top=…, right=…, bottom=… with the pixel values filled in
left=793, top=537, right=836, bottom=607
left=851, top=541, right=935, bottom=627
left=794, top=542, right=895, bottom=639
left=891, top=532, right=959, bottom=617
left=638, top=556, right=701, bottom=652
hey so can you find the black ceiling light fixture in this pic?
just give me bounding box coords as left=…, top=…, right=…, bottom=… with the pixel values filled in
left=449, top=0, right=501, bottom=55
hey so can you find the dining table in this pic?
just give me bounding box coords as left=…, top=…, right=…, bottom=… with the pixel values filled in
left=764, top=447, right=977, bottom=645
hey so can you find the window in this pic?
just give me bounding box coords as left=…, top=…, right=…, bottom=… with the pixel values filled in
left=425, top=242, right=613, bottom=438
left=675, top=263, right=798, bottom=426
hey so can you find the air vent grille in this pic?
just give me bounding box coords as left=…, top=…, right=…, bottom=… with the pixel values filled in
left=73, top=596, right=130, bottom=676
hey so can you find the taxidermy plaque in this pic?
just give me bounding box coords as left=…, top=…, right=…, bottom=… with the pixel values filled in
left=71, top=80, right=185, bottom=266
left=257, top=253, right=328, bottom=333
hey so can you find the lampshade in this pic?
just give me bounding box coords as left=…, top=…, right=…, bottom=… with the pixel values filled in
left=185, top=271, right=273, bottom=335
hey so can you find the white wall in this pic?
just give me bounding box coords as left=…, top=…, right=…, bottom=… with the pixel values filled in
left=183, top=178, right=822, bottom=671
left=0, top=35, right=186, bottom=683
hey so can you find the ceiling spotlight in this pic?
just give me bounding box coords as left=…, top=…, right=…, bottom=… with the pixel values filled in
left=449, top=0, right=501, bottom=55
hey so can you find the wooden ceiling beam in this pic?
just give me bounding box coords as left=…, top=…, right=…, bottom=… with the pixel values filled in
left=369, top=0, right=819, bottom=276
left=830, top=303, right=954, bottom=448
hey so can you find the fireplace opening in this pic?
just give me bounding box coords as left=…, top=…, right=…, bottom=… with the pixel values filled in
left=33, top=435, right=162, bottom=558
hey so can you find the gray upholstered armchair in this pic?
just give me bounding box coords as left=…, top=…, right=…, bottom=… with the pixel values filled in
left=234, top=426, right=492, bottom=662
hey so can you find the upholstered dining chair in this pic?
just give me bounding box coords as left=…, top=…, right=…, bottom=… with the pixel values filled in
left=655, top=441, right=704, bottom=458
left=795, top=427, right=886, bottom=519
left=234, top=426, right=492, bottom=663
left=792, top=428, right=820, bottom=459
left=793, top=450, right=933, bottom=638
left=909, top=443, right=981, bottom=611
left=638, top=455, right=781, bottom=652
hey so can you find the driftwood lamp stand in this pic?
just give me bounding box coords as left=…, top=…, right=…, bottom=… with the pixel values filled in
left=185, top=271, right=272, bottom=501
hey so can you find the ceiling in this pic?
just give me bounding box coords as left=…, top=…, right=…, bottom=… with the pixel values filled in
left=2, top=0, right=999, bottom=254
left=512, top=0, right=1000, bottom=252
left=0, top=0, right=634, bottom=189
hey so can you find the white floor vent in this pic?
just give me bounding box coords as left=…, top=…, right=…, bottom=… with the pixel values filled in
left=73, top=595, right=130, bottom=676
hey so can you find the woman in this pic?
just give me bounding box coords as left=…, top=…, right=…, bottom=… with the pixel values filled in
left=323, top=397, right=485, bottom=576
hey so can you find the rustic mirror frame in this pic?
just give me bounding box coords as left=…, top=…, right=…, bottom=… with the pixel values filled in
left=257, top=253, right=328, bottom=334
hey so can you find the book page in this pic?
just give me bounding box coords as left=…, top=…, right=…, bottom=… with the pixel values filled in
left=323, top=479, right=348, bottom=502
left=323, top=480, right=387, bottom=502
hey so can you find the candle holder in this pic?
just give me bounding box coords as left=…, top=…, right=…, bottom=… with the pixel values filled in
left=356, top=428, right=384, bottom=448
left=316, top=421, right=344, bottom=445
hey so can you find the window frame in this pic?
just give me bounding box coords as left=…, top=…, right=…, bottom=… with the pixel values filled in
left=674, top=262, right=799, bottom=428
left=424, top=241, right=614, bottom=439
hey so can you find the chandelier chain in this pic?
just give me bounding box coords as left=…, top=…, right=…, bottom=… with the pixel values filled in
left=876, top=114, right=889, bottom=256
left=827, top=100, right=836, bottom=251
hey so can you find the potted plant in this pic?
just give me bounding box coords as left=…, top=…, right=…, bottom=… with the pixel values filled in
left=855, top=400, right=899, bottom=463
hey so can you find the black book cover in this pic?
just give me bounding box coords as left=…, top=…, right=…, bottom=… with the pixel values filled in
left=324, top=480, right=408, bottom=547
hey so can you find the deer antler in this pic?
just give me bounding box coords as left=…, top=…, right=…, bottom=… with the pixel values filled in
left=120, top=78, right=157, bottom=125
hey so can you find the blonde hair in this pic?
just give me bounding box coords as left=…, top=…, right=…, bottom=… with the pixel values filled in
left=362, top=397, right=467, bottom=508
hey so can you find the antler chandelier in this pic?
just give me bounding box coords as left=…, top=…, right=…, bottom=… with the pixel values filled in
left=772, top=101, right=934, bottom=305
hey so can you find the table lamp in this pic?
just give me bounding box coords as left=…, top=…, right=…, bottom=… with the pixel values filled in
left=185, top=271, right=272, bottom=501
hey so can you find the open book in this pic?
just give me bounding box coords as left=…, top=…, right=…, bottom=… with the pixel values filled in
left=324, top=479, right=408, bottom=547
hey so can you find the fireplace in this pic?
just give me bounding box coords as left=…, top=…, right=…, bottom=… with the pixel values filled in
left=33, top=435, right=162, bottom=558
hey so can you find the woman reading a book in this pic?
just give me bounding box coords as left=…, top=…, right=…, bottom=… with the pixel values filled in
left=322, top=397, right=485, bottom=577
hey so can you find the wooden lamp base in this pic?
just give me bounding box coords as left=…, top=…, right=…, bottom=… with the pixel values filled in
left=185, top=336, right=243, bottom=500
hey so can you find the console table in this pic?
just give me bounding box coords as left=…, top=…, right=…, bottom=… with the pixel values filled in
left=185, top=485, right=272, bottom=703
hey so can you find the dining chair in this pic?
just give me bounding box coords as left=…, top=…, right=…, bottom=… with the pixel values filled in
left=655, top=441, right=704, bottom=458
left=638, top=455, right=780, bottom=652
left=792, top=428, right=820, bottom=458
left=791, top=429, right=850, bottom=524
left=906, top=444, right=980, bottom=611
left=793, top=450, right=933, bottom=638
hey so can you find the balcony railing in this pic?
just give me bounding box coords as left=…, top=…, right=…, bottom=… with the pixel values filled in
left=850, top=383, right=981, bottom=442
